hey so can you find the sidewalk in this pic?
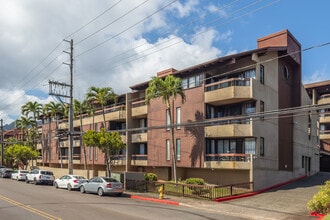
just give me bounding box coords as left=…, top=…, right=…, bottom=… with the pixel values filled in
left=127, top=172, right=330, bottom=220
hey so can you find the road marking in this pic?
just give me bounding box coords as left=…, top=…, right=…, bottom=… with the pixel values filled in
left=0, top=194, right=62, bottom=220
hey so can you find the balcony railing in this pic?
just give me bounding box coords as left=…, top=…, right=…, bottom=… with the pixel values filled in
left=205, top=153, right=251, bottom=162
left=132, top=154, right=148, bottom=160
left=132, top=99, right=146, bottom=108
left=205, top=78, right=251, bottom=92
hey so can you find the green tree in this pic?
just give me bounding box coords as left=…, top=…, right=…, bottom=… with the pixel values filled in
left=4, top=144, right=39, bottom=169
left=145, top=75, right=185, bottom=183
left=15, top=116, right=36, bottom=140
left=85, top=86, right=117, bottom=128
left=83, top=128, right=125, bottom=177
left=21, top=101, right=43, bottom=123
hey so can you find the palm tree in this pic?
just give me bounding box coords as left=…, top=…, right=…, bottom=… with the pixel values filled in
left=85, top=86, right=117, bottom=128
left=43, top=101, right=64, bottom=166
left=73, top=99, right=88, bottom=171
left=21, top=101, right=43, bottom=123
left=15, top=116, right=36, bottom=141
left=145, top=75, right=185, bottom=183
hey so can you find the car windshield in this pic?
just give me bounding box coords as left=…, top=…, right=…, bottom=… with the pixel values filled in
left=102, top=177, right=119, bottom=182
left=41, top=171, right=53, bottom=175
left=20, top=171, right=29, bottom=173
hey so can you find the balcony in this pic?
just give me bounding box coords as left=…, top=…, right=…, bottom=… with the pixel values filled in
left=131, top=131, right=148, bottom=143
left=204, top=153, right=252, bottom=170
left=131, top=154, right=148, bottom=166
left=132, top=100, right=147, bottom=118
left=37, top=143, right=42, bottom=150
left=205, top=78, right=253, bottom=105
left=58, top=155, right=81, bottom=164
left=319, top=112, right=330, bottom=124
left=59, top=139, right=81, bottom=148
left=113, top=155, right=126, bottom=166
left=318, top=94, right=330, bottom=105
left=73, top=105, right=126, bottom=126
left=320, top=130, right=330, bottom=144
left=205, top=119, right=252, bottom=138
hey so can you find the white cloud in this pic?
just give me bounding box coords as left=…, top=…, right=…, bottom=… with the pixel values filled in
left=303, top=67, right=330, bottom=84
left=0, top=0, right=232, bottom=125
left=170, top=0, right=199, bottom=18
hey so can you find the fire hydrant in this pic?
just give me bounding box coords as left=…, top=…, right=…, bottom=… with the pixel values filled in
left=158, top=185, right=164, bottom=199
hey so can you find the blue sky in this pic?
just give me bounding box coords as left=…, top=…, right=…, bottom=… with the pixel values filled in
left=0, top=0, right=329, bottom=124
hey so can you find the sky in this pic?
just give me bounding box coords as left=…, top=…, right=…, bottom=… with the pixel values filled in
left=0, top=0, right=330, bottom=125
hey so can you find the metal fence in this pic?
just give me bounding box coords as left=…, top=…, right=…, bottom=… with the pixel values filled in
left=125, top=180, right=253, bottom=200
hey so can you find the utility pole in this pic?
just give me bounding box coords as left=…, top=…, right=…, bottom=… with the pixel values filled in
left=1, top=119, right=3, bottom=166
left=49, top=39, right=74, bottom=174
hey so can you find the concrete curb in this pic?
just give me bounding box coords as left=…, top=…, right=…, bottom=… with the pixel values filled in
left=129, top=195, right=180, bottom=205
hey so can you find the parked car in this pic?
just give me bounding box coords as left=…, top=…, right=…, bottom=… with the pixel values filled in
left=11, top=170, right=29, bottom=181
left=25, top=169, right=54, bottom=185
left=80, top=176, right=123, bottom=196
left=0, top=167, right=6, bottom=176
left=54, top=175, right=88, bottom=191
left=0, top=168, right=14, bottom=178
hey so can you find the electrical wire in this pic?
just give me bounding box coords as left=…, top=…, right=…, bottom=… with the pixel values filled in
left=76, top=0, right=178, bottom=57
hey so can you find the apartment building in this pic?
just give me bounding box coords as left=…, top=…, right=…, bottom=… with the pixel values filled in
left=35, top=30, right=320, bottom=191
left=305, top=80, right=330, bottom=172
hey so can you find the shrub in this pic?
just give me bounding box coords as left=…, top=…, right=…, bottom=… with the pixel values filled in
left=185, top=177, right=205, bottom=185
left=307, top=180, right=330, bottom=214
left=145, top=173, right=158, bottom=181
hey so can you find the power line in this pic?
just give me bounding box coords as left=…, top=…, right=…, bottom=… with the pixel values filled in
left=75, top=0, right=149, bottom=45
left=84, top=0, right=281, bottom=72
left=76, top=0, right=178, bottom=57
left=64, top=0, right=123, bottom=40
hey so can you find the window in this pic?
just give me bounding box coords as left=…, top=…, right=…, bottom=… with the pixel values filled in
left=176, top=107, right=181, bottom=129
left=95, top=148, right=98, bottom=161
left=139, top=144, right=146, bottom=154
left=166, top=139, right=170, bottom=160
left=182, top=78, right=188, bottom=89
left=260, top=100, right=264, bottom=120
left=176, top=139, right=181, bottom=161
left=181, top=74, right=203, bottom=89
left=140, top=118, right=147, bottom=133
left=283, top=66, right=289, bottom=79
left=244, top=101, right=256, bottom=114
left=260, top=64, right=264, bottom=84
left=189, top=76, right=196, bottom=88
left=166, top=109, right=170, bottom=130
left=245, top=138, right=256, bottom=154
left=260, top=137, right=264, bottom=156
left=89, top=147, right=93, bottom=161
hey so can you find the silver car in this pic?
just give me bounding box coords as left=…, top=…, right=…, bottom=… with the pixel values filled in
left=80, top=176, right=123, bottom=196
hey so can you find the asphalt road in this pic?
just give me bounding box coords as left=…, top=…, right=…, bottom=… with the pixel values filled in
left=0, top=177, right=247, bottom=220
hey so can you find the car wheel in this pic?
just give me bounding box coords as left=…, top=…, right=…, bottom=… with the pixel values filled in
left=34, top=178, right=38, bottom=185
left=25, top=178, right=29, bottom=183
left=16, top=177, right=19, bottom=181
left=97, top=188, right=104, bottom=196
left=80, top=186, right=85, bottom=193
left=116, top=193, right=123, bottom=197
left=54, top=182, right=58, bottom=188
left=67, top=184, right=72, bottom=191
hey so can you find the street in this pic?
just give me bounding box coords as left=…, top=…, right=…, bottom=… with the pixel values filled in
left=0, top=178, right=247, bottom=220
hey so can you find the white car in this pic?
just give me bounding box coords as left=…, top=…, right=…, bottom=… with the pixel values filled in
left=25, top=169, right=54, bottom=185
left=11, top=170, right=29, bottom=181
left=54, top=175, right=88, bottom=191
